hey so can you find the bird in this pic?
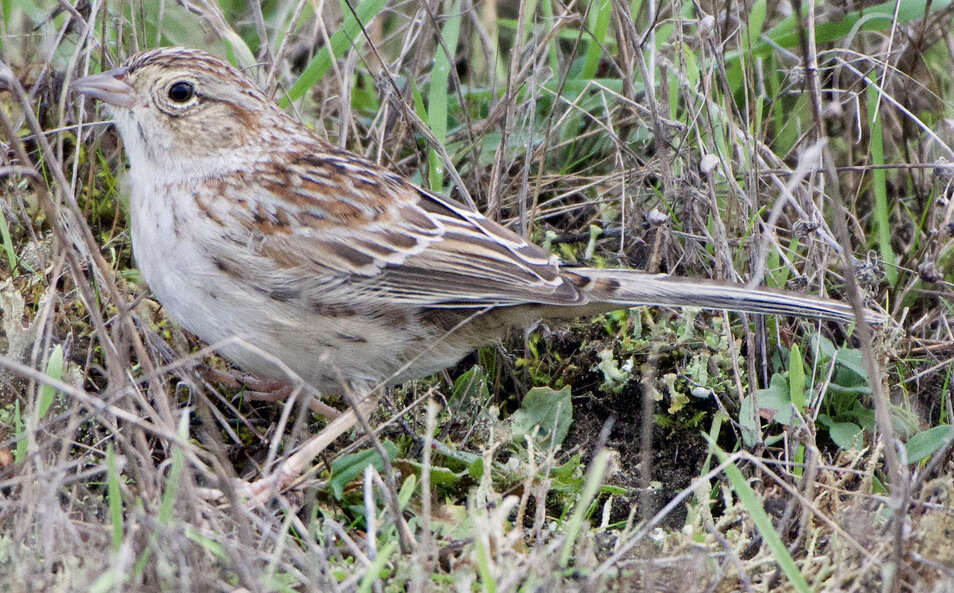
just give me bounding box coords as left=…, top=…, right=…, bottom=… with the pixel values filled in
left=70, top=47, right=884, bottom=501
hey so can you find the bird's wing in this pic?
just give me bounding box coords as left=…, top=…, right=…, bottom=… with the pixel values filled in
left=206, top=147, right=584, bottom=308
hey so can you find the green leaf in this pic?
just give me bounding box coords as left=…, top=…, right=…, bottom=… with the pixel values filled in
left=37, top=345, right=63, bottom=419
left=745, top=373, right=795, bottom=426
left=828, top=421, right=864, bottom=450
left=739, top=387, right=759, bottom=448
left=854, top=399, right=877, bottom=424
left=393, top=459, right=465, bottom=488
left=788, top=343, right=805, bottom=412
left=810, top=334, right=838, bottom=361
left=449, top=365, right=490, bottom=414
left=431, top=440, right=481, bottom=470
left=904, top=426, right=954, bottom=464
left=510, top=386, right=573, bottom=449
left=184, top=526, right=226, bottom=561
left=833, top=348, right=868, bottom=383
left=745, top=0, right=767, bottom=42
left=792, top=443, right=805, bottom=478
left=548, top=453, right=584, bottom=493
left=329, top=440, right=399, bottom=499
left=809, top=334, right=870, bottom=393
left=410, top=77, right=427, bottom=121
left=398, top=473, right=416, bottom=508
left=467, top=457, right=484, bottom=480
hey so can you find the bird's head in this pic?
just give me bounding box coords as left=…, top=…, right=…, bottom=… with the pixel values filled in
left=72, top=47, right=282, bottom=173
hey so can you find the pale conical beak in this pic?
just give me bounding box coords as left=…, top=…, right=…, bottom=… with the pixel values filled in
left=71, top=66, right=136, bottom=108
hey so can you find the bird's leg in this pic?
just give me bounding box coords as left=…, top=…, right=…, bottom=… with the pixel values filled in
left=204, top=367, right=341, bottom=419
left=200, top=392, right=379, bottom=507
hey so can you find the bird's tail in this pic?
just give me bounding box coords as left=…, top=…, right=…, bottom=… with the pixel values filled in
left=564, top=268, right=885, bottom=325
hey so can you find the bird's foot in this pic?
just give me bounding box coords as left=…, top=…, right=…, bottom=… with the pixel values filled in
left=198, top=399, right=371, bottom=508
left=204, top=367, right=341, bottom=419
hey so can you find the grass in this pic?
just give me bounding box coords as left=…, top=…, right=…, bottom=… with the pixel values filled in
left=1, top=0, right=953, bottom=591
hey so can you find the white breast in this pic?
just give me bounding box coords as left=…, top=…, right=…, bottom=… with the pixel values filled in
left=126, top=174, right=438, bottom=392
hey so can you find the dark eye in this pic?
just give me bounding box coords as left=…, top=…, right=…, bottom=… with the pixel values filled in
left=168, top=81, right=194, bottom=103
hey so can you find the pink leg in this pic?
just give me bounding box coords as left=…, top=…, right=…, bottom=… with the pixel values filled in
left=205, top=368, right=340, bottom=419
left=199, top=394, right=379, bottom=506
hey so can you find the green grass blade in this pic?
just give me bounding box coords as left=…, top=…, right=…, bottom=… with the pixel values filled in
left=726, top=0, right=767, bottom=91
left=427, top=0, right=462, bottom=191
left=581, top=0, right=611, bottom=80
left=706, top=439, right=811, bottom=593
left=789, top=343, right=806, bottom=478
left=184, top=526, right=227, bottom=561
left=87, top=571, right=123, bottom=593
left=158, top=411, right=189, bottom=524
left=475, top=528, right=497, bottom=593
left=0, top=202, right=17, bottom=272
left=521, top=0, right=539, bottom=44
left=733, top=0, right=952, bottom=62
left=541, top=0, right=560, bottom=73
left=278, top=0, right=387, bottom=108
left=37, top=344, right=63, bottom=420
left=106, top=443, right=123, bottom=550
left=559, top=449, right=609, bottom=567
left=13, top=401, right=24, bottom=463
left=866, top=71, right=898, bottom=286
left=789, top=343, right=805, bottom=412
left=357, top=540, right=397, bottom=593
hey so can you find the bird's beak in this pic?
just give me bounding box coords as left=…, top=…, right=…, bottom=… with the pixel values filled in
left=71, top=66, right=136, bottom=108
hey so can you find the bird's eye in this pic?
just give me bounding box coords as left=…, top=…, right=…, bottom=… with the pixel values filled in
left=168, top=81, right=194, bottom=103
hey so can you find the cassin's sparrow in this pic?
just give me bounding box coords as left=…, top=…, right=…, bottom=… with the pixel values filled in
left=71, top=48, right=883, bottom=498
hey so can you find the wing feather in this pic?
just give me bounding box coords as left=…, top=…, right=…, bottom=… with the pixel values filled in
left=202, top=142, right=584, bottom=308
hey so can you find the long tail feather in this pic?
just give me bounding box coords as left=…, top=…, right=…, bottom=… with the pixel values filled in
left=568, top=268, right=885, bottom=324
